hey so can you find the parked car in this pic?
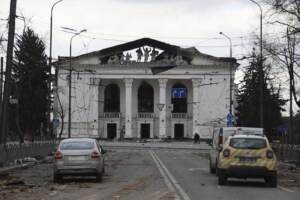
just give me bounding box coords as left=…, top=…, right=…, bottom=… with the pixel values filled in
left=217, top=134, right=277, bottom=187
left=208, top=127, right=264, bottom=174
left=53, top=138, right=106, bottom=183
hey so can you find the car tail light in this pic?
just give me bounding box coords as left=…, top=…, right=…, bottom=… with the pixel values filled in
left=266, top=150, right=274, bottom=159
left=218, top=132, right=223, bottom=145
left=54, top=151, right=63, bottom=160
left=223, top=149, right=230, bottom=157
left=91, top=151, right=101, bottom=159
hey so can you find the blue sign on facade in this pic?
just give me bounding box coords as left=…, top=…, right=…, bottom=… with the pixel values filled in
left=53, top=118, right=60, bottom=128
left=227, top=113, right=234, bottom=127
left=172, top=88, right=187, bottom=98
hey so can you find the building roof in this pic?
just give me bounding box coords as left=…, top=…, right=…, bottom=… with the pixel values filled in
left=56, top=37, right=237, bottom=65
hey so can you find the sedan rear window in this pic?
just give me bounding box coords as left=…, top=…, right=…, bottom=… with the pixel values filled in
left=60, top=141, right=94, bottom=150
left=229, top=138, right=267, bottom=149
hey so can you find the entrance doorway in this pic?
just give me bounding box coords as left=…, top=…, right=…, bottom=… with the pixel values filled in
left=174, top=124, right=184, bottom=139
left=140, top=124, right=150, bottom=139
left=107, top=123, right=117, bottom=139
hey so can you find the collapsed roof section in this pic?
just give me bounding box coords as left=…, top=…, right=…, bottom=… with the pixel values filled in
left=58, top=37, right=237, bottom=65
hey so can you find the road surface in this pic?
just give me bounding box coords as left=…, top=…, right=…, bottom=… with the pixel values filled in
left=0, top=147, right=299, bottom=200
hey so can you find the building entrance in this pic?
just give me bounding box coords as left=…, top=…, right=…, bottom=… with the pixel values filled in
left=140, top=124, right=150, bottom=139
left=174, top=124, right=184, bottom=139
left=107, top=123, right=117, bottom=139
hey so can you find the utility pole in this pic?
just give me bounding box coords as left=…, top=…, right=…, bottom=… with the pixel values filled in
left=219, top=32, right=233, bottom=121
left=0, top=57, right=3, bottom=99
left=68, top=29, right=86, bottom=138
left=249, top=0, right=264, bottom=128
left=259, top=6, right=264, bottom=129
left=49, top=0, right=64, bottom=139
left=0, top=0, right=17, bottom=144
left=0, top=57, right=3, bottom=126
left=286, top=28, right=295, bottom=144
left=289, top=64, right=293, bottom=144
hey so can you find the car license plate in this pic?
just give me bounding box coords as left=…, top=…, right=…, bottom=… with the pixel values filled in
left=68, top=156, right=86, bottom=161
left=239, top=157, right=256, bottom=163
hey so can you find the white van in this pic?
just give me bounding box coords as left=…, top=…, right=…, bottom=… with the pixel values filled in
left=208, top=127, right=264, bottom=174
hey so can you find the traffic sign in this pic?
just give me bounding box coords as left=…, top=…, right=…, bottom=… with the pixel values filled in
left=227, top=113, right=234, bottom=127
left=156, top=103, right=165, bottom=111
left=172, top=88, right=187, bottom=98
left=53, top=118, right=60, bottom=128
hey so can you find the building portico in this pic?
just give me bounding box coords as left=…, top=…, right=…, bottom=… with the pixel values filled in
left=55, top=38, right=238, bottom=139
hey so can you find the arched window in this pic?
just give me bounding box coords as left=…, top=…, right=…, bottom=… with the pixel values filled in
left=104, top=83, right=120, bottom=112
left=171, top=83, right=187, bottom=113
left=138, top=82, right=154, bottom=112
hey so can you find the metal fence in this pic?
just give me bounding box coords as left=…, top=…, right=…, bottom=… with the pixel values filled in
left=272, top=143, right=300, bottom=167
left=0, top=141, right=57, bottom=164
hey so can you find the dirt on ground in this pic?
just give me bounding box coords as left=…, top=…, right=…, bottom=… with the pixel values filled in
left=0, top=150, right=170, bottom=200
left=278, top=163, right=300, bottom=190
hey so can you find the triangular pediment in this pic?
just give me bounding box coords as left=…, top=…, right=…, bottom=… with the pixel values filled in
left=57, top=38, right=236, bottom=66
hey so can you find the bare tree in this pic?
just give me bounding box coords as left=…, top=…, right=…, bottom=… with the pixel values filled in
left=265, top=27, right=299, bottom=142
left=263, top=0, right=300, bottom=109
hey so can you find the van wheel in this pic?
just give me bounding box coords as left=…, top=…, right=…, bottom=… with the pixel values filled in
left=209, top=160, right=216, bottom=174
left=53, top=174, right=62, bottom=183
left=96, top=173, right=103, bottom=182
left=218, top=171, right=227, bottom=185
left=265, top=175, right=277, bottom=187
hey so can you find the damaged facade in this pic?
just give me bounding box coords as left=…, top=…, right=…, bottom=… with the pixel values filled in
left=54, top=38, right=238, bottom=139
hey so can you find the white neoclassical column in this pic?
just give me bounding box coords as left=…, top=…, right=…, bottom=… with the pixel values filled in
left=158, top=79, right=168, bottom=138
left=192, top=78, right=202, bottom=137
left=124, top=78, right=133, bottom=138
left=89, top=77, right=101, bottom=137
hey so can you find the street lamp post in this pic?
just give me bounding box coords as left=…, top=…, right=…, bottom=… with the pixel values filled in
left=49, top=0, right=63, bottom=138
left=50, top=0, right=63, bottom=67
left=68, top=29, right=87, bottom=138
left=219, top=32, right=233, bottom=117
left=249, top=0, right=264, bottom=128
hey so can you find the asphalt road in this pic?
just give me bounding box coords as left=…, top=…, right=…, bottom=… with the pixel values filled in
left=0, top=147, right=299, bottom=200
left=154, top=150, right=300, bottom=200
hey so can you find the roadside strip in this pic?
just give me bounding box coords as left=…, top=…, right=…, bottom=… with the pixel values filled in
left=0, top=162, right=36, bottom=174
left=278, top=186, right=295, bottom=193
left=149, top=150, right=192, bottom=200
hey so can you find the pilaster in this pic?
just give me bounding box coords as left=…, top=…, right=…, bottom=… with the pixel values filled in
left=124, top=78, right=133, bottom=138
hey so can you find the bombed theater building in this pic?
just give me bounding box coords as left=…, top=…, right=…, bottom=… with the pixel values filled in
left=54, top=38, right=238, bottom=139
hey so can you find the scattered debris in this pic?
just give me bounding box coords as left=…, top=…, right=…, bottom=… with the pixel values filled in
left=23, top=157, right=37, bottom=163
left=5, top=180, right=25, bottom=186
left=278, top=162, right=300, bottom=189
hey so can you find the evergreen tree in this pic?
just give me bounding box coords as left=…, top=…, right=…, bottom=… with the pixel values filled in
left=13, top=28, right=49, bottom=141
left=236, top=53, right=286, bottom=135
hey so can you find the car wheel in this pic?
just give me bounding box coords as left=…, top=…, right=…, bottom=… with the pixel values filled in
left=265, top=175, right=277, bottom=187
left=96, top=173, right=103, bottom=182
left=218, top=171, right=227, bottom=185
left=53, top=173, right=62, bottom=183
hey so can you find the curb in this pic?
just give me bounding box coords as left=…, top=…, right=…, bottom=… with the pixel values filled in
left=0, top=162, right=37, bottom=175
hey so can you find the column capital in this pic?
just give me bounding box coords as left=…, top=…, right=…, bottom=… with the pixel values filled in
left=158, top=78, right=168, bottom=88
left=192, top=78, right=202, bottom=87
left=124, top=78, right=133, bottom=88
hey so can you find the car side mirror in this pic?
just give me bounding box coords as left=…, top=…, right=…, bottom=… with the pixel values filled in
left=218, top=145, right=223, bottom=152
left=101, top=149, right=106, bottom=154
left=207, top=140, right=213, bottom=146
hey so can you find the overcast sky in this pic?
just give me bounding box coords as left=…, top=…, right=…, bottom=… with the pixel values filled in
left=0, top=0, right=268, bottom=61
left=0, top=0, right=296, bottom=114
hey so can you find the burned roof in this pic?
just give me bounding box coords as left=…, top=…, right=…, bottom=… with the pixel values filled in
left=56, top=37, right=237, bottom=65
left=85, top=38, right=181, bottom=58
